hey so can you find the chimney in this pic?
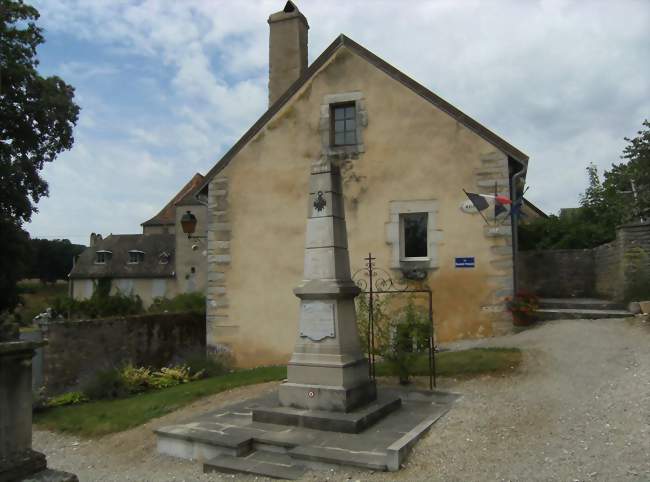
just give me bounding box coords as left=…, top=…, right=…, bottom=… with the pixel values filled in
left=268, top=1, right=309, bottom=106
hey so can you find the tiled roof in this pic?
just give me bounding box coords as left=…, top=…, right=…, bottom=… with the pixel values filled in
left=70, top=234, right=175, bottom=279
left=141, top=173, right=205, bottom=226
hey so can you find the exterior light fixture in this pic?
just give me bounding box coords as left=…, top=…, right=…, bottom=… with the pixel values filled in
left=180, top=210, right=206, bottom=239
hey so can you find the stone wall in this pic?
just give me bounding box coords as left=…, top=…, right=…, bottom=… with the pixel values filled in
left=39, top=312, right=205, bottom=394
left=518, top=249, right=595, bottom=298
left=593, top=239, right=622, bottom=301
left=519, top=222, right=650, bottom=301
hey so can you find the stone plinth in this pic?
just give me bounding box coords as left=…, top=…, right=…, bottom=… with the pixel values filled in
left=278, top=158, right=375, bottom=412
left=0, top=341, right=77, bottom=482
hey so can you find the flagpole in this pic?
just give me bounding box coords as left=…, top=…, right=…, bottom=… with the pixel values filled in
left=494, top=181, right=498, bottom=225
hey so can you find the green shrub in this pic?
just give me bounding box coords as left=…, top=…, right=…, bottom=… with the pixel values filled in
left=52, top=292, right=144, bottom=320
left=383, top=300, right=431, bottom=385
left=150, top=365, right=203, bottom=389
left=47, top=391, right=88, bottom=407
left=356, top=295, right=432, bottom=385
left=120, top=364, right=152, bottom=393
left=148, top=292, right=206, bottom=314
left=82, top=368, right=128, bottom=400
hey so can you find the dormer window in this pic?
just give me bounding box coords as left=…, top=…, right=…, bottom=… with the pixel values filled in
left=159, top=251, right=170, bottom=265
left=95, top=250, right=112, bottom=264
left=128, top=250, right=145, bottom=264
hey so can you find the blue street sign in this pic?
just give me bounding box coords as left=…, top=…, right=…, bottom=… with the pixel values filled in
left=455, top=257, right=475, bottom=268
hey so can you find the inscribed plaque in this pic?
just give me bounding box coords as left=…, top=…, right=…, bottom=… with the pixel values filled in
left=299, top=300, right=336, bottom=341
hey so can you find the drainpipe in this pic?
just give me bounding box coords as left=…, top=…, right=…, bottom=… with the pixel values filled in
left=510, top=161, right=527, bottom=294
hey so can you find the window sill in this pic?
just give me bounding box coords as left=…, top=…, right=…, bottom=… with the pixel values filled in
left=326, top=143, right=365, bottom=158
left=400, top=257, right=431, bottom=263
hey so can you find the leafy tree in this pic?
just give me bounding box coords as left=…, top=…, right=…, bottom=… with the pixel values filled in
left=26, top=238, right=85, bottom=283
left=0, top=0, right=79, bottom=338
left=26, top=239, right=85, bottom=283
left=520, top=120, right=650, bottom=250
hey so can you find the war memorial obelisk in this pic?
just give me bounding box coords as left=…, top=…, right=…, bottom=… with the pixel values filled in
left=278, top=157, right=376, bottom=412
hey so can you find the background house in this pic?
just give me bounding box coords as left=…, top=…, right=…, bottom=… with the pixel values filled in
left=69, top=174, right=208, bottom=306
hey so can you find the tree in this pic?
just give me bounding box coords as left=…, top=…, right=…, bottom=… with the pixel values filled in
left=520, top=120, right=650, bottom=250
left=0, top=0, right=79, bottom=338
left=26, top=238, right=85, bottom=283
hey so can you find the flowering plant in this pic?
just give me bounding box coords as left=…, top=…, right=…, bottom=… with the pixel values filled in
left=505, top=292, right=539, bottom=326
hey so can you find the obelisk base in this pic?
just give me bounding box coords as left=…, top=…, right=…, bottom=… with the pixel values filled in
left=279, top=357, right=377, bottom=412
left=279, top=380, right=376, bottom=413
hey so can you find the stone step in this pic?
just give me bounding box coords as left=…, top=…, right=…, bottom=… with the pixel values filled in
left=252, top=394, right=402, bottom=434
left=289, top=445, right=388, bottom=471
left=538, top=298, right=625, bottom=311
left=204, top=451, right=307, bottom=480
left=536, top=308, right=634, bottom=321
left=155, top=425, right=254, bottom=459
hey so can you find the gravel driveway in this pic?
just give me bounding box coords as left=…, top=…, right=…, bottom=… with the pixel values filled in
left=34, top=317, right=650, bottom=481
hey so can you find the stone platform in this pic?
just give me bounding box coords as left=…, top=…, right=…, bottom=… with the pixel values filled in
left=155, top=386, right=459, bottom=478
left=253, top=392, right=401, bottom=433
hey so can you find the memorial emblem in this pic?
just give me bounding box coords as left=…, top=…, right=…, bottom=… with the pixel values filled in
left=313, top=191, right=326, bottom=212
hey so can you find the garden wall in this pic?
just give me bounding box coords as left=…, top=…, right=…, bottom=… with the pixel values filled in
left=518, top=249, right=595, bottom=298
left=38, top=312, right=205, bottom=394
left=518, top=222, right=650, bottom=301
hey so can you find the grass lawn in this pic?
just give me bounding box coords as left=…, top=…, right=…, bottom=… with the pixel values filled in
left=35, top=348, right=521, bottom=437
left=34, top=366, right=287, bottom=437
left=16, top=280, right=68, bottom=325
left=376, top=347, right=523, bottom=378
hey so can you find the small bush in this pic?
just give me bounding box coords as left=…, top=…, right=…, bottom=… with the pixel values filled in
left=82, top=368, right=128, bottom=400
left=51, top=292, right=144, bottom=320
left=120, top=364, right=152, bottom=394
left=506, top=292, right=539, bottom=326
left=382, top=300, right=431, bottom=385
left=150, top=365, right=202, bottom=389
left=148, top=292, right=206, bottom=314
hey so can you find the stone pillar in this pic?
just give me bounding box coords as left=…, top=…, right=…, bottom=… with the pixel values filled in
left=278, top=158, right=376, bottom=412
left=0, top=341, right=77, bottom=482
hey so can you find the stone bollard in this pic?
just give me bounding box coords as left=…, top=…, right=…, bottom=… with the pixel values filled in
left=0, top=341, right=77, bottom=482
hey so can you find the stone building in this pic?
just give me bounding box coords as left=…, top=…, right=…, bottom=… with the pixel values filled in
left=196, top=2, right=531, bottom=366
left=70, top=173, right=208, bottom=306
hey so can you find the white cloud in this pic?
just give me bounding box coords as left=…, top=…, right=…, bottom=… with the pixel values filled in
left=26, top=0, right=650, bottom=241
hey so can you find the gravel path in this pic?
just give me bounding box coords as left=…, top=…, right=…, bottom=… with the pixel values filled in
left=34, top=317, right=650, bottom=481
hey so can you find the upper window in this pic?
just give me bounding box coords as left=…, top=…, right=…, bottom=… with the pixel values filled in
left=128, top=250, right=145, bottom=264
left=331, top=103, right=356, bottom=146
left=400, top=213, right=428, bottom=260
left=159, top=251, right=170, bottom=265
left=95, top=250, right=112, bottom=264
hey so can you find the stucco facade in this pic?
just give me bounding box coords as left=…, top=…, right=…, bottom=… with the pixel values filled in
left=204, top=36, right=527, bottom=366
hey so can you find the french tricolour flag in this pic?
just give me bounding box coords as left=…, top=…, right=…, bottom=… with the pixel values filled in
left=463, top=190, right=512, bottom=217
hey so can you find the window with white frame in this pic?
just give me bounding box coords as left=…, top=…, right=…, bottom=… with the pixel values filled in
left=128, top=250, right=145, bottom=264
left=95, top=250, right=112, bottom=264
left=386, top=200, right=440, bottom=270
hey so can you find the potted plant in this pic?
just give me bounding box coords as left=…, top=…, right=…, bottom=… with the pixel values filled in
left=506, top=292, right=539, bottom=326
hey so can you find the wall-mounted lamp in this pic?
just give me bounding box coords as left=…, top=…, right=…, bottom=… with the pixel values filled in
left=180, top=210, right=206, bottom=239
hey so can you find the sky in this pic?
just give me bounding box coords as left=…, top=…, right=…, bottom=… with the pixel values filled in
left=26, top=0, right=650, bottom=245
